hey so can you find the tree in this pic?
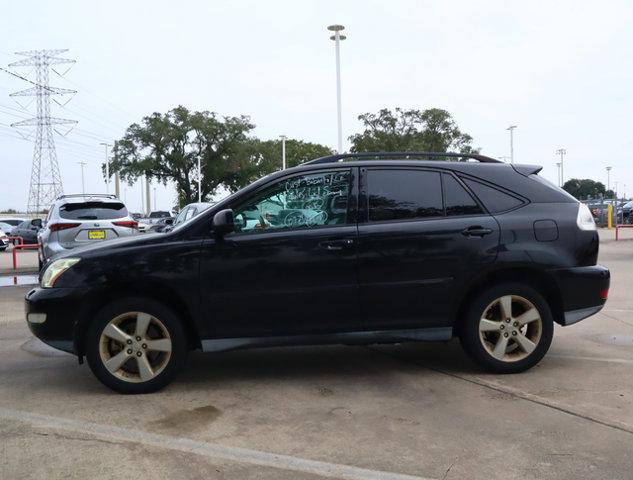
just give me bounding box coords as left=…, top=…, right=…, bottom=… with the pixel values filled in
left=348, top=107, right=477, bottom=153
left=110, top=106, right=333, bottom=208
left=562, top=179, right=607, bottom=199
left=110, top=106, right=256, bottom=207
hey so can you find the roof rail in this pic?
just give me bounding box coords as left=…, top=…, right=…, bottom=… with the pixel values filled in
left=304, top=152, right=502, bottom=165
left=56, top=193, right=118, bottom=200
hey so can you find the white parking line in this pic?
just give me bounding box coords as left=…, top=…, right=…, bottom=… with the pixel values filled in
left=0, top=407, right=433, bottom=480
left=549, top=354, right=633, bottom=365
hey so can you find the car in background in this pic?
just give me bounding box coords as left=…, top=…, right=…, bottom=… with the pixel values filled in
left=10, top=219, right=43, bottom=245
left=38, top=194, right=139, bottom=267
left=149, top=217, right=174, bottom=233
left=147, top=211, right=171, bottom=224
left=0, top=217, right=28, bottom=228
left=0, top=227, right=9, bottom=251
left=167, top=202, right=214, bottom=231
left=618, top=200, right=633, bottom=224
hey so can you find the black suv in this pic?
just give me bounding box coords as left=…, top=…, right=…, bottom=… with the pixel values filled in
left=26, top=152, right=610, bottom=393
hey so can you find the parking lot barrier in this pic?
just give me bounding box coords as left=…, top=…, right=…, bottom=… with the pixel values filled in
left=8, top=236, right=38, bottom=270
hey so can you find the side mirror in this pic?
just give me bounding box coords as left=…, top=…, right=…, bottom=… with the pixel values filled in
left=31, top=218, right=42, bottom=228
left=212, top=209, right=235, bottom=235
left=165, top=218, right=174, bottom=225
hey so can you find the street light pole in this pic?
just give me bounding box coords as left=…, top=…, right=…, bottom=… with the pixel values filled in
left=556, top=148, right=566, bottom=186
left=77, top=162, right=86, bottom=195
left=328, top=24, right=346, bottom=153
left=197, top=157, right=201, bottom=203
left=279, top=135, right=287, bottom=170
left=153, top=187, right=157, bottom=211
left=556, top=162, right=561, bottom=187
left=506, top=125, right=517, bottom=164
left=100, top=142, right=112, bottom=193
left=606, top=166, right=612, bottom=196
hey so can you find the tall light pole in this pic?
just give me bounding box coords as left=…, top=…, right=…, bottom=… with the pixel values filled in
left=328, top=24, right=346, bottom=153
left=606, top=166, right=612, bottom=195
left=506, top=125, right=517, bottom=164
left=279, top=135, right=287, bottom=170
left=153, top=187, right=157, bottom=211
left=556, top=149, right=566, bottom=186
left=614, top=181, right=619, bottom=201
left=197, top=157, right=202, bottom=203
left=556, top=162, right=561, bottom=187
left=77, top=162, right=86, bottom=195
left=100, top=142, right=112, bottom=193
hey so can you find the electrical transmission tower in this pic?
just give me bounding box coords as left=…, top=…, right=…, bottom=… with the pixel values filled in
left=8, top=49, right=77, bottom=213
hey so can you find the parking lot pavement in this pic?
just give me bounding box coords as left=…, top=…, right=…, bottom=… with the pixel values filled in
left=1, top=234, right=632, bottom=480
left=0, top=249, right=38, bottom=274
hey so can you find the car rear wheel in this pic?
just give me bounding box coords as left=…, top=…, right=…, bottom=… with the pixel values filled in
left=459, top=283, right=554, bottom=373
left=86, top=298, right=187, bottom=393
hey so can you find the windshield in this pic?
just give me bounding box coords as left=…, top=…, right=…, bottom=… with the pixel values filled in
left=59, top=202, right=129, bottom=220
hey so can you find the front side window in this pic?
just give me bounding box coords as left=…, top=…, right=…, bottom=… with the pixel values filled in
left=234, top=170, right=350, bottom=234
left=367, top=169, right=443, bottom=222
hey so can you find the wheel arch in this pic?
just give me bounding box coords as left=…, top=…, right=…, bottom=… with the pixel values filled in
left=73, top=281, right=201, bottom=356
left=451, top=266, right=564, bottom=334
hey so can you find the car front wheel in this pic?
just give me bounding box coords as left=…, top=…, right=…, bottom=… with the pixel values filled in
left=459, top=283, right=554, bottom=373
left=85, top=298, right=187, bottom=393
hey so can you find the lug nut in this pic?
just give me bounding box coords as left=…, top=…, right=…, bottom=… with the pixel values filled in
left=513, top=321, right=519, bottom=327
left=142, top=344, right=147, bottom=349
left=504, top=332, right=509, bottom=338
left=506, top=318, right=510, bottom=323
left=500, top=324, right=505, bottom=330
left=136, top=336, right=142, bottom=341
left=512, top=331, right=517, bottom=336
left=136, top=351, right=142, bottom=357
left=126, top=349, right=132, bottom=355
left=126, top=339, right=132, bottom=345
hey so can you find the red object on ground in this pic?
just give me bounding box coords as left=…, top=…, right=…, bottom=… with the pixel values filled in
left=8, top=236, right=39, bottom=270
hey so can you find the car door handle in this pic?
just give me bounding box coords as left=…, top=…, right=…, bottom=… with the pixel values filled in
left=319, top=238, right=355, bottom=251
left=462, top=226, right=493, bottom=237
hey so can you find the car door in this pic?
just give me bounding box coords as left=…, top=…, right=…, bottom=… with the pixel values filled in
left=198, top=167, right=360, bottom=339
left=357, top=168, right=500, bottom=330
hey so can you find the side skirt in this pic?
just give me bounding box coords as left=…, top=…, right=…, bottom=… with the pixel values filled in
left=201, top=327, right=453, bottom=353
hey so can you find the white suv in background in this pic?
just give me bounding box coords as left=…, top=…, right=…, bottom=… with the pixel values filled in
left=38, top=194, right=139, bottom=268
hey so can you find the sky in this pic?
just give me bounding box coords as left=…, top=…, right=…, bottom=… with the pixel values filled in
left=1, top=0, right=632, bottom=212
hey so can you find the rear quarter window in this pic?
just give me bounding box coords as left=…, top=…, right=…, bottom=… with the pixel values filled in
left=59, top=202, right=128, bottom=220
left=460, top=177, right=525, bottom=213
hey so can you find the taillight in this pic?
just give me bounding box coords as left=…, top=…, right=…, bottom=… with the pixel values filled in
left=600, top=288, right=609, bottom=300
left=112, top=221, right=138, bottom=229
left=49, top=223, right=80, bottom=232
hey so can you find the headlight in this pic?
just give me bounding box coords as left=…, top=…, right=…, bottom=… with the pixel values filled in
left=41, top=258, right=81, bottom=288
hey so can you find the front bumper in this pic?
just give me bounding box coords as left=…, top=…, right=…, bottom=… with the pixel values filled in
left=25, top=286, right=89, bottom=354
left=548, top=265, right=610, bottom=326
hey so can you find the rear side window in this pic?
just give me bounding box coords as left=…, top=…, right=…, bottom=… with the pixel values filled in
left=59, top=202, right=128, bottom=220
left=460, top=177, right=524, bottom=213
left=367, top=169, right=443, bottom=221
left=442, top=174, right=483, bottom=216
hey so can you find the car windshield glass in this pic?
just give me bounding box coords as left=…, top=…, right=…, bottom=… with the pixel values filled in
left=149, top=211, right=170, bottom=218
left=59, top=202, right=128, bottom=220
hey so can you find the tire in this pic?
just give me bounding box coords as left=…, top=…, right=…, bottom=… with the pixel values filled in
left=459, top=283, right=554, bottom=374
left=85, top=297, right=187, bottom=394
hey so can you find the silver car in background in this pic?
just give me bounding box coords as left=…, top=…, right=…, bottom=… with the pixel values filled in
left=38, top=194, right=139, bottom=267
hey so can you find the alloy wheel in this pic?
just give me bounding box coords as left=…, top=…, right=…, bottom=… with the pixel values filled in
left=478, top=295, right=543, bottom=362
left=98, top=312, right=172, bottom=383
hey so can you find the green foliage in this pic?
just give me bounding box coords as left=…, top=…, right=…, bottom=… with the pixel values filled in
left=110, top=106, right=332, bottom=208
left=349, top=107, right=477, bottom=153
left=0, top=208, right=18, bottom=214
left=562, top=178, right=607, bottom=199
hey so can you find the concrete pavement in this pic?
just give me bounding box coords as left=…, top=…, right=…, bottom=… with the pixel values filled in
left=0, top=232, right=632, bottom=479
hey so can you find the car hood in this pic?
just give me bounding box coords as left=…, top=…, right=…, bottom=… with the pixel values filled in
left=51, top=231, right=168, bottom=261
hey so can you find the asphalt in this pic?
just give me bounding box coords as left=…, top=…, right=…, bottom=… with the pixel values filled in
left=0, top=230, right=632, bottom=479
